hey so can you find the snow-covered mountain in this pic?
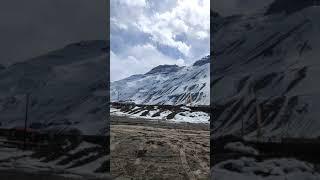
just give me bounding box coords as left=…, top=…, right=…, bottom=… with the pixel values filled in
left=0, top=40, right=108, bottom=135
left=212, top=2, right=320, bottom=138
left=110, top=55, right=210, bottom=106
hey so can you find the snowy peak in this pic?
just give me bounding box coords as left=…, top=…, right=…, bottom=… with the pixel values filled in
left=145, top=64, right=181, bottom=75
left=193, top=55, right=210, bottom=66
left=111, top=56, right=210, bottom=106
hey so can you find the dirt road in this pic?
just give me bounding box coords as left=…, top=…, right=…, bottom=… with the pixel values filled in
left=111, top=115, right=210, bottom=180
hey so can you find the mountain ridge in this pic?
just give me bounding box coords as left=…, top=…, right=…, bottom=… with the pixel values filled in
left=111, top=55, right=210, bottom=106
left=0, top=40, right=108, bottom=135
left=212, top=6, right=320, bottom=139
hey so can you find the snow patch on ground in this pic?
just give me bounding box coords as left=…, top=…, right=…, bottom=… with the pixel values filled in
left=110, top=106, right=209, bottom=124
left=147, top=110, right=159, bottom=117
left=0, top=142, right=106, bottom=178
left=180, top=106, right=191, bottom=111
left=212, top=158, right=320, bottom=180
left=158, top=110, right=172, bottom=119
left=172, top=111, right=209, bottom=124
left=224, top=142, right=259, bottom=156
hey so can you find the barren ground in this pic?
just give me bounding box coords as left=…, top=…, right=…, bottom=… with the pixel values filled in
left=111, top=115, right=210, bottom=180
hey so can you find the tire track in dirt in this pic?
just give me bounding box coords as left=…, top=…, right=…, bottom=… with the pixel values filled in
left=179, top=147, right=196, bottom=180
left=111, top=116, right=209, bottom=179
left=160, top=128, right=208, bottom=179
left=167, top=128, right=209, bottom=180
left=166, top=140, right=196, bottom=180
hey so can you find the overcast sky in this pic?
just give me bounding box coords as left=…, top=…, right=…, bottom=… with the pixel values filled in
left=0, top=0, right=275, bottom=80
left=110, top=0, right=210, bottom=81
left=0, top=0, right=107, bottom=66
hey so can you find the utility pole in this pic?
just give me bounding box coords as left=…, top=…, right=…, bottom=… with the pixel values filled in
left=24, top=93, right=30, bottom=150
left=251, top=86, right=262, bottom=141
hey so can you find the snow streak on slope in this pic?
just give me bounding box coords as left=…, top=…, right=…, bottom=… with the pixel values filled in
left=212, top=157, right=320, bottom=180
left=0, top=138, right=109, bottom=179
left=212, top=6, right=320, bottom=138
left=110, top=105, right=210, bottom=124
left=111, top=56, right=210, bottom=106
left=0, top=40, right=108, bottom=135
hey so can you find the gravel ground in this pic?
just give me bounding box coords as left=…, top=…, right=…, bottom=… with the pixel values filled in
left=111, top=115, right=210, bottom=180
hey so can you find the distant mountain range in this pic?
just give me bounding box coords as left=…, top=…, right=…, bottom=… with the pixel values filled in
left=212, top=3, right=320, bottom=138
left=111, top=56, right=210, bottom=106
left=0, top=40, right=108, bottom=135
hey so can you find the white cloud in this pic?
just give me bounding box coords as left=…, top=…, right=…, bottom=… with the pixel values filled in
left=195, top=31, right=209, bottom=40
left=176, top=58, right=185, bottom=66
left=110, top=17, right=128, bottom=30
left=110, top=0, right=210, bottom=80
left=135, top=0, right=210, bottom=58
left=118, top=0, right=146, bottom=7
left=111, top=44, right=179, bottom=81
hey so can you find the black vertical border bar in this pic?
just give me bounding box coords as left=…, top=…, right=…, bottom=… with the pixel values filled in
left=106, top=0, right=111, bottom=174
left=210, top=0, right=214, bottom=173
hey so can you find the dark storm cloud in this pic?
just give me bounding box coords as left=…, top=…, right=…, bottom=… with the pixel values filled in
left=213, top=0, right=274, bottom=16
left=0, top=0, right=107, bottom=65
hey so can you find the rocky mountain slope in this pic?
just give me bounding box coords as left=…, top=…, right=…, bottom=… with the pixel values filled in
left=0, top=40, right=108, bottom=135
left=212, top=4, right=320, bottom=139
left=110, top=56, right=210, bottom=106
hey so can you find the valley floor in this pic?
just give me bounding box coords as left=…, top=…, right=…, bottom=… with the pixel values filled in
left=110, top=115, right=210, bottom=180
left=0, top=134, right=109, bottom=180
left=211, top=137, right=320, bottom=180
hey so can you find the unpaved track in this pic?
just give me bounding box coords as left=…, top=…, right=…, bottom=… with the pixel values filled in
left=111, top=115, right=209, bottom=180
